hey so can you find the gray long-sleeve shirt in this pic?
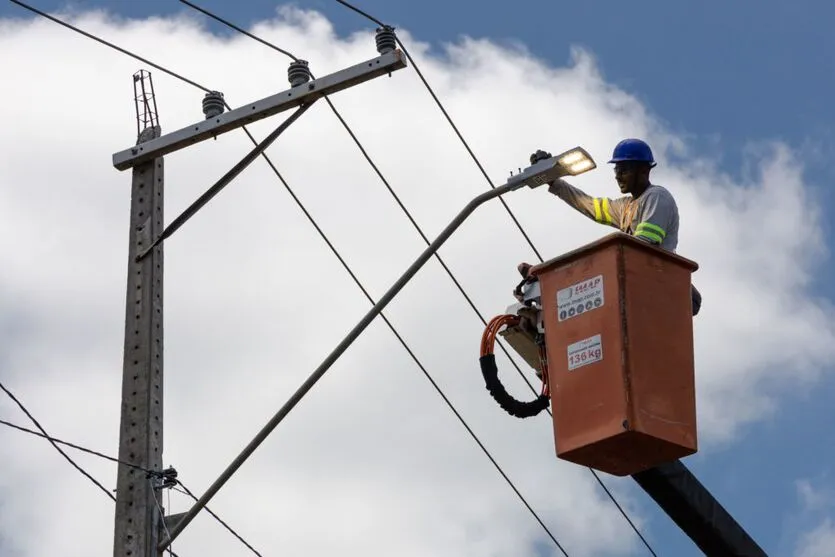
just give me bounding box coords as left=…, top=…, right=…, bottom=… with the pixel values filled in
left=548, top=178, right=680, bottom=252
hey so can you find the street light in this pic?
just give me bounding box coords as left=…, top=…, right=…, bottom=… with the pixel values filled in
left=556, top=146, right=596, bottom=176
left=158, top=146, right=598, bottom=551
left=526, top=146, right=597, bottom=185
left=515, top=146, right=597, bottom=192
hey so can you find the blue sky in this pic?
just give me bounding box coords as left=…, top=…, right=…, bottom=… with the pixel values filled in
left=2, top=1, right=835, bottom=556
left=7, top=0, right=833, bottom=184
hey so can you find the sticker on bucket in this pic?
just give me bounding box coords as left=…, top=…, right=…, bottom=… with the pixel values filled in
left=557, top=275, right=604, bottom=322
left=567, top=334, right=603, bottom=371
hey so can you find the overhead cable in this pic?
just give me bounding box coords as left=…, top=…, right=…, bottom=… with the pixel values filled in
left=329, top=2, right=659, bottom=555
left=0, top=417, right=253, bottom=556
left=172, top=2, right=573, bottom=554
left=177, top=0, right=542, bottom=398
left=0, top=416, right=150, bottom=473
left=333, top=0, right=544, bottom=262
left=176, top=482, right=264, bottom=557
left=10, top=3, right=568, bottom=555
left=0, top=381, right=116, bottom=502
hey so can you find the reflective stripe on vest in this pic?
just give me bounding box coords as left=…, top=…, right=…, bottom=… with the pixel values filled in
left=634, top=222, right=666, bottom=243
left=593, top=197, right=613, bottom=225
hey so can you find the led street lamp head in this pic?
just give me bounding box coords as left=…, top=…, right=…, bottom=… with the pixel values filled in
left=556, top=147, right=596, bottom=176
left=511, top=146, right=598, bottom=190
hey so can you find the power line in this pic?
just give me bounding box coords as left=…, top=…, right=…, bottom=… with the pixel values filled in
left=174, top=2, right=572, bottom=553
left=333, top=0, right=544, bottom=262
left=329, top=3, right=658, bottom=555
left=0, top=394, right=173, bottom=557
left=220, top=0, right=653, bottom=553
left=0, top=416, right=150, bottom=474
left=7, top=0, right=284, bottom=192
left=5, top=13, right=267, bottom=555
left=0, top=381, right=116, bottom=502
left=8, top=0, right=210, bottom=93
left=0, top=416, right=261, bottom=557
left=179, top=0, right=299, bottom=61
left=11, top=3, right=570, bottom=555
left=177, top=0, right=543, bottom=399
left=176, top=482, right=264, bottom=557
left=1, top=389, right=185, bottom=557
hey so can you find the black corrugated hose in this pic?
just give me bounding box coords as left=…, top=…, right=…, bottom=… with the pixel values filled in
left=480, top=354, right=550, bottom=418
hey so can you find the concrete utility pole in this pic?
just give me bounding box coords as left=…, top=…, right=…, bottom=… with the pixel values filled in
left=110, top=32, right=407, bottom=556
left=113, top=71, right=166, bottom=557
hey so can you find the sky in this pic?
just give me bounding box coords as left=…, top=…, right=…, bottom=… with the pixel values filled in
left=1, top=1, right=835, bottom=556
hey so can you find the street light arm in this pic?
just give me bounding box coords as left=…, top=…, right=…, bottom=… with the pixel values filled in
left=158, top=153, right=581, bottom=551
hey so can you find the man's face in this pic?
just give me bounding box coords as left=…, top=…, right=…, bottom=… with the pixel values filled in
left=614, top=161, right=646, bottom=194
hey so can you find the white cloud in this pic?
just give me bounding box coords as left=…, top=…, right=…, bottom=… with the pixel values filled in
left=0, top=4, right=833, bottom=557
left=795, top=519, right=835, bottom=557
left=792, top=479, right=835, bottom=557
left=797, top=478, right=835, bottom=513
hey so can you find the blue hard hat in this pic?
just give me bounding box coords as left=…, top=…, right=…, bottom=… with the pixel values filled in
left=608, top=138, right=656, bottom=167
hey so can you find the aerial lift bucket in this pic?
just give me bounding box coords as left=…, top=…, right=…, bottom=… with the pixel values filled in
left=482, top=232, right=699, bottom=476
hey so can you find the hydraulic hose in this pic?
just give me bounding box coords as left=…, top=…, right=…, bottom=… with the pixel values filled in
left=480, top=314, right=549, bottom=418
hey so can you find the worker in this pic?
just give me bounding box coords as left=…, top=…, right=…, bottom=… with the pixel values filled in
left=520, top=138, right=702, bottom=315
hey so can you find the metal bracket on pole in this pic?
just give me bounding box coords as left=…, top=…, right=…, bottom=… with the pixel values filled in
left=134, top=103, right=312, bottom=260
left=112, top=49, right=407, bottom=170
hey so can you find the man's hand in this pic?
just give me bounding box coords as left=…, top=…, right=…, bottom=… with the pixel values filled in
left=517, top=262, right=534, bottom=278
left=513, top=262, right=536, bottom=301
left=529, top=149, right=552, bottom=165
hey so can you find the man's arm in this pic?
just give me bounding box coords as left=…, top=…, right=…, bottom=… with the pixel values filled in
left=548, top=178, right=625, bottom=229
left=632, top=186, right=676, bottom=245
